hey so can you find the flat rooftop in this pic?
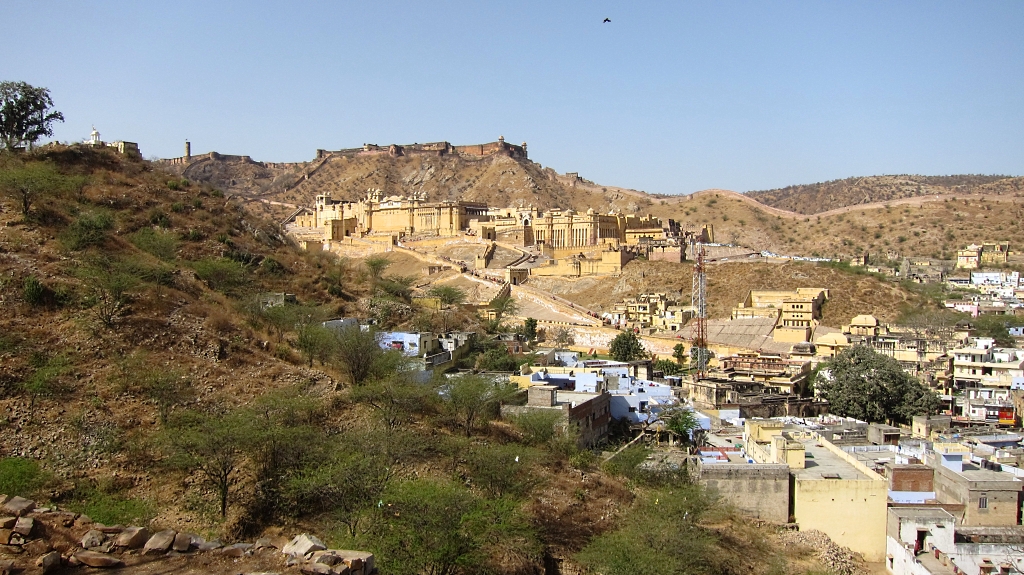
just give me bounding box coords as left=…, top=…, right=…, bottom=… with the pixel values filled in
left=956, top=463, right=1023, bottom=483
left=888, top=507, right=954, bottom=521
left=793, top=437, right=870, bottom=481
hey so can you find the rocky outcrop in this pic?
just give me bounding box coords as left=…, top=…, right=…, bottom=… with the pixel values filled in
left=0, top=493, right=376, bottom=575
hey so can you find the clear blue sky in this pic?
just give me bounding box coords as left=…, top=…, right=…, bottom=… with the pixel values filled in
left=7, top=1, right=1023, bottom=194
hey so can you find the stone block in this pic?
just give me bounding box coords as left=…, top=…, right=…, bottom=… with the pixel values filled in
left=2, top=496, right=35, bottom=517
left=172, top=532, right=193, bottom=552
left=144, top=529, right=176, bottom=554
left=0, top=518, right=14, bottom=530
left=0, top=559, right=14, bottom=575
left=81, top=529, right=106, bottom=549
left=0, top=529, right=10, bottom=545
left=74, top=550, right=125, bottom=568
left=282, top=533, right=326, bottom=557
left=13, top=517, right=34, bottom=537
left=114, top=526, right=150, bottom=548
left=38, top=550, right=61, bottom=573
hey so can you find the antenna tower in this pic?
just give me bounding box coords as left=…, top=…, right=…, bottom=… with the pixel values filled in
left=691, top=241, right=708, bottom=379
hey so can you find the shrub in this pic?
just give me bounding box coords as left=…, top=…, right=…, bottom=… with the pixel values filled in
left=170, top=201, right=185, bottom=213
left=191, top=258, right=247, bottom=292
left=60, top=210, right=113, bottom=250
left=148, top=208, right=170, bottom=227
left=130, top=227, right=179, bottom=260
left=22, top=276, right=47, bottom=305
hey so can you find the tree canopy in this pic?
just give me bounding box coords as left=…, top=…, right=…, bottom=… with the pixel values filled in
left=0, top=82, right=64, bottom=151
left=814, top=345, right=940, bottom=425
left=608, top=331, right=647, bottom=362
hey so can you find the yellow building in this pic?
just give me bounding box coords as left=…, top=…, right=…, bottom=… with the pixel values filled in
left=743, top=420, right=888, bottom=561
left=295, top=190, right=489, bottom=239
left=730, top=288, right=829, bottom=343
left=609, top=293, right=690, bottom=332
left=956, top=242, right=1010, bottom=269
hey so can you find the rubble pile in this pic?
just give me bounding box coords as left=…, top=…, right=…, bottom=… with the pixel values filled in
left=782, top=529, right=862, bottom=575
left=0, top=494, right=374, bottom=575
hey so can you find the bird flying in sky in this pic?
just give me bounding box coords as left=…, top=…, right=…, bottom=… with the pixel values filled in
left=603, top=18, right=611, bottom=23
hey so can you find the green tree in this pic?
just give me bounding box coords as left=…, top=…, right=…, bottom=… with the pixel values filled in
left=672, top=343, right=687, bottom=364
left=972, top=314, right=1024, bottom=348
left=576, top=484, right=719, bottom=575
left=428, top=284, right=467, bottom=308
left=442, top=375, right=518, bottom=436
left=77, top=257, right=140, bottom=326
left=523, top=317, right=538, bottom=342
left=0, top=161, right=76, bottom=216
left=165, top=410, right=253, bottom=517
left=333, top=325, right=402, bottom=386
left=350, top=371, right=439, bottom=430
left=654, top=358, right=683, bottom=376
left=0, top=81, right=64, bottom=151
left=609, top=331, right=647, bottom=362
left=815, top=345, right=940, bottom=425
left=664, top=408, right=701, bottom=445
left=487, top=295, right=519, bottom=327
left=364, top=254, right=392, bottom=281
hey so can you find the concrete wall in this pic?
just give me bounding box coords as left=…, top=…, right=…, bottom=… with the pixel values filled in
left=932, top=464, right=1023, bottom=526
left=794, top=478, right=889, bottom=561
left=698, top=463, right=790, bottom=523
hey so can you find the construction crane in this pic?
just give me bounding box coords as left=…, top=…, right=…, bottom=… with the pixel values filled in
left=690, top=240, right=708, bottom=380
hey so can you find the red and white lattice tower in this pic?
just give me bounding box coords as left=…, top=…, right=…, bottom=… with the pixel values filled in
left=691, top=241, right=708, bottom=380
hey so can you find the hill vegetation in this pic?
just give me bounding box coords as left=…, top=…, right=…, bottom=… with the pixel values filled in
left=0, top=146, right=843, bottom=574
left=746, top=174, right=1023, bottom=214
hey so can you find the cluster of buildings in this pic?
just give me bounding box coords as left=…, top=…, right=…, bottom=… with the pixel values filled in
left=945, top=271, right=1024, bottom=318
left=287, top=188, right=717, bottom=278
left=695, top=415, right=1024, bottom=574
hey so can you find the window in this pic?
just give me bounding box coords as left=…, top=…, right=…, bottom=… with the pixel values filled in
left=978, top=497, right=988, bottom=509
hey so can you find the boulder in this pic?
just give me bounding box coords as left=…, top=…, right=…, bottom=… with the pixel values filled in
left=0, top=518, right=15, bottom=530
left=97, top=524, right=124, bottom=534
left=114, top=526, right=149, bottom=548
left=144, top=529, right=176, bottom=554
left=221, top=543, right=253, bottom=557
left=81, top=529, right=106, bottom=549
left=334, top=550, right=374, bottom=573
left=13, top=516, right=34, bottom=537
left=0, top=529, right=11, bottom=545
left=38, top=550, right=61, bottom=573
left=172, top=532, right=193, bottom=552
left=2, top=496, right=35, bottom=517
left=74, top=550, right=125, bottom=568
left=0, top=559, right=14, bottom=575
left=282, top=533, right=326, bottom=557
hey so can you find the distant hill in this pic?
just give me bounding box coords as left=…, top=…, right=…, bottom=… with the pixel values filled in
left=161, top=146, right=658, bottom=217
left=160, top=146, right=1024, bottom=263
left=746, top=174, right=1024, bottom=214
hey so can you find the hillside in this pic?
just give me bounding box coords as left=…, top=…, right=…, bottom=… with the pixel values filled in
left=746, top=174, right=1023, bottom=214
left=0, top=147, right=847, bottom=575
left=166, top=148, right=658, bottom=219
left=527, top=259, right=928, bottom=327
left=166, top=148, right=1024, bottom=264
